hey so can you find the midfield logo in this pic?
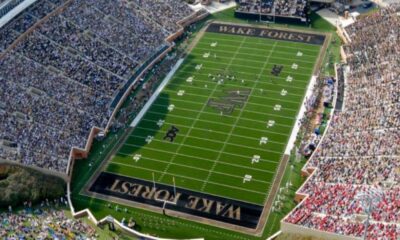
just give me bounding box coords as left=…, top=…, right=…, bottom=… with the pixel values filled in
left=207, top=89, right=251, bottom=115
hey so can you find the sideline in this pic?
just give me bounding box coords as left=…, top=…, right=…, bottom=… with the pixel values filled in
left=284, top=75, right=317, bottom=155
left=130, top=58, right=185, bottom=127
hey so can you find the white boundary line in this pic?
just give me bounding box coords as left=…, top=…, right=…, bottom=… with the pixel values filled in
left=130, top=58, right=184, bottom=127
left=284, top=75, right=318, bottom=155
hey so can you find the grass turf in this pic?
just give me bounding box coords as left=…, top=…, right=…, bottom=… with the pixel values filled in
left=104, top=31, right=321, bottom=206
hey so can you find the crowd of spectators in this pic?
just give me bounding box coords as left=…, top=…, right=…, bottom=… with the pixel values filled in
left=284, top=5, right=400, bottom=239
left=0, top=0, right=194, bottom=173
left=236, top=0, right=307, bottom=18
left=0, top=203, right=97, bottom=239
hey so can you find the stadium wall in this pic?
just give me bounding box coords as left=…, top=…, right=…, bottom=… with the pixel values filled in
left=166, top=9, right=210, bottom=42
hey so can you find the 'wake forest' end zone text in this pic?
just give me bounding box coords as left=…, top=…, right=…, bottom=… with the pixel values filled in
left=207, top=23, right=326, bottom=45
left=89, top=172, right=263, bottom=228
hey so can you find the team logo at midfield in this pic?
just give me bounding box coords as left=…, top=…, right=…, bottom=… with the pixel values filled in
left=207, top=89, right=251, bottom=115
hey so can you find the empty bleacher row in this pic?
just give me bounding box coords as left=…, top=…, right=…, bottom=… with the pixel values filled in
left=0, top=0, right=194, bottom=173
left=283, top=4, right=400, bottom=239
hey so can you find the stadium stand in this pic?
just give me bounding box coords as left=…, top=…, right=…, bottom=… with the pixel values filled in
left=0, top=0, right=197, bottom=175
left=283, top=4, right=400, bottom=239
left=0, top=202, right=97, bottom=238
left=236, top=0, right=308, bottom=18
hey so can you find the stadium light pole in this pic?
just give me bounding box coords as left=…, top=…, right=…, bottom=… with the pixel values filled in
left=152, top=172, right=156, bottom=190
left=172, top=176, right=177, bottom=197
left=354, top=189, right=383, bottom=240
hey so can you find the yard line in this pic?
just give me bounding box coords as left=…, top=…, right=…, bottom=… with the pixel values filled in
left=119, top=153, right=276, bottom=174
left=134, top=126, right=286, bottom=146
left=192, top=47, right=317, bottom=63
left=119, top=143, right=279, bottom=166
left=149, top=103, right=294, bottom=128
left=162, top=88, right=303, bottom=104
left=197, top=57, right=313, bottom=71
left=136, top=122, right=286, bottom=145
left=112, top=156, right=272, bottom=184
left=107, top=163, right=268, bottom=196
left=167, top=77, right=309, bottom=94
left=129, top=132, right=285, bottom=154
left=182, top=61, right=312, bottom=77
left=145, top=110, right=294, bottom=135
left=201, top=41, right=279, bottom=192
left=156, top=96, right=300, bottom=111
left=200, top=36, right=321, bottom=51
left=157, top=37, right=249, bottom=183
left=178, top=69, right=310, bottom=83
left=164, top=82, right=305, bottom=104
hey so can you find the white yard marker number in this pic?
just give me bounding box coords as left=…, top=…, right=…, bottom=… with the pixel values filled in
left=259, top=137, right=268, bottom=145
left=243, top=174, right=252, bottom=183
left=177, top=90, right=185, bottom=96
left=252, top=155, right=260, bottom=164
left=274, top=104, right=282, bottom=111
left=157, top=119, right=165, bottom=127
left=286, top=75, right=293, bottom=82
left=168, top=104, right=175, bottom=112
left=186, top=76, right=193, bottom=83
left=133, top=154, right=141, bottom=162
left=281, top=89, right=288, bottom=96
left=195, top=64, right=202, bottom=70
left=297, top=51, right=303, bottom=57
left=291, top=63, right=298, bottom=70
left=267, top=120, right=275, bottom=128
left=145, top=135, right=154, bottom=144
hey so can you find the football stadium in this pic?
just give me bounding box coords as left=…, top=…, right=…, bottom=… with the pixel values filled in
left=0, top=0, right=399, bottom=239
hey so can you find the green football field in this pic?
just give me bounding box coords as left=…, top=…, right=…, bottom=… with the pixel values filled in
left=106, top=31, right=321, bottom=205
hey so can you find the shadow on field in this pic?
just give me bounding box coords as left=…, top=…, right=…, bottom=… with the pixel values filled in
left=115, top=92, right=170, bottom=158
